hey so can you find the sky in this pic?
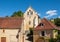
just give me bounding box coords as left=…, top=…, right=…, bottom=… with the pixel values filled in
left=0, top=0, right=60, bottom=19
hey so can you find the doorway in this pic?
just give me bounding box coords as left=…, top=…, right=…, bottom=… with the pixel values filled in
left=1, top=37, right=6, bottom=42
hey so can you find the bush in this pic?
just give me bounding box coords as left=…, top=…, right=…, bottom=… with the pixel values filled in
left=49, top=38, right=57, bottom=42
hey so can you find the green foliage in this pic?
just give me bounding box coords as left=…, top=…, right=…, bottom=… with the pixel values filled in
left=54, top=18, right=60, bottom=26
left=57, top=35, right=60, bottom=40
left=49, top=35, right=60, bottom=42
left=11, top=11, right=23, bottom=17
left=54, top=29, right=58, bottom=32
left=49, top=38, right=57, bottom=42
left=50, top=18, right=60, bottom=26
left=26, top=28, right=33, bottom=42
left=58, top=30, right=60, bottom=35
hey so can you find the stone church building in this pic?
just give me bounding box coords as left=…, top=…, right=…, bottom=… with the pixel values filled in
left=0, top=6, right=58, bottom=42
left=18, top=6, right=41, bottom=42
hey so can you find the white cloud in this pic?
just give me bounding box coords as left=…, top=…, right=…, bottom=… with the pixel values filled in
left=45, top=10, right=57, bottom=18
left=46, top=10, right=57, bottom=15
left=44, top=15, right=51, bottom=18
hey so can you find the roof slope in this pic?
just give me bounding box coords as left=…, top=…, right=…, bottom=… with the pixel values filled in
left=34, top=18, right=57, bottom=30
left=0, top=17, right=23, bottom=29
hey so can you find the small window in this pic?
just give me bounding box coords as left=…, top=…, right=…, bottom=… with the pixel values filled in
left=27, top=12, right=29, bottom=15
left=33, top=17, right=36, bottom=26
left=40, top=23, right=44, bottom=26
left=29, top=10, right=33, bottom=15
left=40, top=31, right=45, bottom=36
left=29, top=21, right=31, bottom=25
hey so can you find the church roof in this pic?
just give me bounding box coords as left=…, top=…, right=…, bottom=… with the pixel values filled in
left=0, top=17, right=23, bottom=29
left=34, top=18, right=58, bottom=31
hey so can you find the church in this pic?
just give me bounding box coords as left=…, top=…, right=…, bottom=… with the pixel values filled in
left=0, top=6, right=59, bottom=42
left=18, top=6, right=41, bottom=42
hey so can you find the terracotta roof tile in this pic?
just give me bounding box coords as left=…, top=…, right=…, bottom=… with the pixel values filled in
left=34, top=18, right=57, bottom=30
left=0, top=17, right=23, bottom=29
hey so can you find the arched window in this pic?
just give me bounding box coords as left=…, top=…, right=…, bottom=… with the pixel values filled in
left=27, top=12, right=29, bottom=15
left=33, top=17, right=36, bottom=26
left=29, top=10, right=33, bottom=15
left=39, top=31, right=46, bottom=36
left=41, top=31, right=45, bottom=36
left=27, top=10, right=33, bottom=18
left=29, top=21, right=31, bottom=25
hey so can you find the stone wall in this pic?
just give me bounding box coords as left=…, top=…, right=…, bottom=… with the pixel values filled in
left=0, top=29, right=19, bottom=42
left=33, top=30, right=54, bottom=42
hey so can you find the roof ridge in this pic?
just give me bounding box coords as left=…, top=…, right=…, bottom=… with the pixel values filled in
left=0, top=17, right=23, bottom=19
left=43, top=18, right=56, bottom=29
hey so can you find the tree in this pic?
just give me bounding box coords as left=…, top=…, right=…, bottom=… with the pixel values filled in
left=11, top=11, right=23, bottom=17
left=50, top=18, right=60, bottom=26
left=26, top=28, right=33, bottom=42
left=54, top=18, right=60, bottom=26
left=56, top=33, right=60, bottom=42
left=49, top=38, right=57, bottom=42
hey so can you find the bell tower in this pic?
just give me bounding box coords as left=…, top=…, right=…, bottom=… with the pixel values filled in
left=21, top=6, right=41, bottom=42
left=23, top=6, right=41, bottom=31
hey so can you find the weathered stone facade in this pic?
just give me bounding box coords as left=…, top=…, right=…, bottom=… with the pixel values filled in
left=0, top=29, right=19, bottom=42
left=33, top=18, right=58, bottom=42
left=23, top=6, right=41, bottom=42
